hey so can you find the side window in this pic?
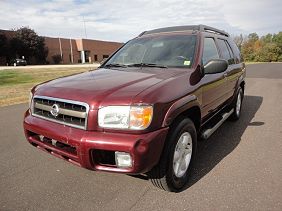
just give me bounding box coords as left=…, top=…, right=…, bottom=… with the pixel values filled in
left=225, top=40, right=235, bottom=64
left=202, top=37, right=219, bottom=65
left=229, top=40, right=242, bottom=63
left=217, top=39, right=233, bottom=65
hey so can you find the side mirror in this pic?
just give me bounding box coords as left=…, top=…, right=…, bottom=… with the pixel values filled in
left=204, top=59, right=228, bottom=74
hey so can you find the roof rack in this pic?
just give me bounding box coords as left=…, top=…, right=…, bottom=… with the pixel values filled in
left=200, top=25, right=229, bottom=37
left=139, top=24, right=229, bottom=37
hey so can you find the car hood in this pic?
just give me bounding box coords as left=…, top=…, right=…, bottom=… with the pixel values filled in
left=34, top=68, right=187, bottom=109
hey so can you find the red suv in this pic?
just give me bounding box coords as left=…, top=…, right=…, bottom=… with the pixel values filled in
left=24, top=25, right=245, bottom=192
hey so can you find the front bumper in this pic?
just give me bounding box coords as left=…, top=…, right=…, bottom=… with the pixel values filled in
left=23, top=110, right=168, bottom=174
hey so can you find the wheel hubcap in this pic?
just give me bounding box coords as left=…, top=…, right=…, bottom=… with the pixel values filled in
left=236, top=91, right=242, bottom=116
left=173, top=132, right=193, bottom=178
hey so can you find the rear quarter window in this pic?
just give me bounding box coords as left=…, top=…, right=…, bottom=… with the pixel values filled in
left=228, top=39, right=242, bottom=63
left=217, top=39, right=235, bottom=65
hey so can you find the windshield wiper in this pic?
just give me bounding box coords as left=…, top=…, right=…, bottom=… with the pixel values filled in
left=103, top=63, right=128, bottom=68
left=128, top=63, right=167, bottom=68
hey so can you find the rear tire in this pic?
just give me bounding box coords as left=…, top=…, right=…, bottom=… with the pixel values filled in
left=229, top=87, right=243, bottom=121
left=148, top=118, right=197, bottom=192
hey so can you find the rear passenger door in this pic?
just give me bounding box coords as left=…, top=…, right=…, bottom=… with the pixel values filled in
left=216, top=38, right=240, bottom=99
left=201, top=37, right=228, bottom=117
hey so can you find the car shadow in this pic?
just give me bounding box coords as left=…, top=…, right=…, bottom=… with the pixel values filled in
left=128, top=95, right=263, bottom=192
left=187, top=95, right=263, bottom=188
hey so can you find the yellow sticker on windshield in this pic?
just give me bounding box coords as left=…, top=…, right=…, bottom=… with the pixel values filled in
left=184, top=60, right=191, bottom=66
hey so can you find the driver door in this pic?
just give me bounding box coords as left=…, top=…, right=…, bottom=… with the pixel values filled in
left=201, top=37, right=228, bottom=118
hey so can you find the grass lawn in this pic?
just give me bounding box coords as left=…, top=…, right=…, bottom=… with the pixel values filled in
left=0, top=67, right=94, bottom=107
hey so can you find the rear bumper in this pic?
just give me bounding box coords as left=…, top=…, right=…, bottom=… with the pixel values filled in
left=23, top=110, right=168, bottom=174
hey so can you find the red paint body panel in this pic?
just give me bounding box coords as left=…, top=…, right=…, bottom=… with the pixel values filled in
left=24, top=110, right=168, bottom=174
left=35, top=68, right=186, bottom=110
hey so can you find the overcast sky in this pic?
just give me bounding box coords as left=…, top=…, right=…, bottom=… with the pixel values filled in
left=0, top=0, right=281, bottom=42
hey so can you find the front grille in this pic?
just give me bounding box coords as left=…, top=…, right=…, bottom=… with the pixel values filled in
left=32, top=96, right=89, bottom=130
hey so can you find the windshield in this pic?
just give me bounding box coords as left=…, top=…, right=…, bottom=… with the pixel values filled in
left=104, top=34, right=197, bottom=68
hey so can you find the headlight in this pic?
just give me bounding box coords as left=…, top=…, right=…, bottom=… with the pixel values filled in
left=98, top=105, right=153, bottom=130
left=29, top=91, right=33, bottom=108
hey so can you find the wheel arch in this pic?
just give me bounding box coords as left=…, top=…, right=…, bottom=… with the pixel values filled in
left=231, top=73, right=245, bottom=103
left=162, top=95, right=201, bottom=132
left=240, top=80, right=245, bottom=92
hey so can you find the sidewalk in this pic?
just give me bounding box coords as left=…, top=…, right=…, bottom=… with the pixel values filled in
left=0, top=63, right=100, bottom=70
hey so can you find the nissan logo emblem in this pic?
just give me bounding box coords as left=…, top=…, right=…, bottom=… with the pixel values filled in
left=50, top=104, right=60, bottom=117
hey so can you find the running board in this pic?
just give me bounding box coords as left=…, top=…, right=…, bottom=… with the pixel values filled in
left=201, top=109, right=234, bottom=140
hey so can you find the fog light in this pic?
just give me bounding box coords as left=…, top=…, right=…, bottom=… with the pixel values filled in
left=115, top=152, right=132, bottom=168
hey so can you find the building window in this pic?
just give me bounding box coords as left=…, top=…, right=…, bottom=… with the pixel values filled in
left=85, top=51, right=90, bottom=63
left=94, top=55, right=98, bottom=61
left=103, top=55, right=109, bottom=59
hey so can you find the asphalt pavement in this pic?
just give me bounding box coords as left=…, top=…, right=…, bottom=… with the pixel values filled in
left=0, top=63, right=282, bottom=211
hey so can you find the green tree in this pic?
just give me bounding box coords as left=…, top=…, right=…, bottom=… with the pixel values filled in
left=241, top=32, right=282, bottom=62
left=10, top=27, right=48, bottom=64
left=0, top=33, right=8, bottom=57
left=272, top=32, right=282, bottom=48
left=273, top=32, right=282, bottom=61
left=241, top=33, right=259, bottom=61
left=248, top=33, right=259, bottom=42
left=261, top=33, right=273, bottom=43
left=9, top=37, right=23, bottom=58
left=34, top=37, right=49, bottom=64
left=256, top=43, right=281, bottom=62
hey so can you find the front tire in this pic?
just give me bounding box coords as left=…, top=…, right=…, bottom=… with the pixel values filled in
left=148, top=118, right=197, bottom=192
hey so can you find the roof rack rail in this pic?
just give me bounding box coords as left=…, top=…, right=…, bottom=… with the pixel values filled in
left=138, top=31, right=147, bottom=37
left=199, top=25, right=229, bottom=37
left=140, top=25, right=229, bottom=37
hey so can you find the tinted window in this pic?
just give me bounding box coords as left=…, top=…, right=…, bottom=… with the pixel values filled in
left=226, top=41, right=236, bottom=64
left=217, top=39, right=234, bottom=65
left=229, top=40, right=242, bottom=63
left=105, top=35, right=197, bottom=68
left=202, top=38, right=219, bottom=65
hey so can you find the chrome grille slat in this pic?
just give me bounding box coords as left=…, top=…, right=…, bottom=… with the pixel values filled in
left=34, top=102, right=87, bottom=118
left=31, top=96, right=89, bottom=130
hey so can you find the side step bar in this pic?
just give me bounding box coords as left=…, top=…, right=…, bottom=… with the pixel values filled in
left=201, top=109, right=234, bottom=140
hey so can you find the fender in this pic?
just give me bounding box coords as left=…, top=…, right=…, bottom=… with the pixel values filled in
left=236, top=66, right=246, bottom=89
left=232, top=66, right=246, bottom=101
left=162, top=95, right=201, bottom=127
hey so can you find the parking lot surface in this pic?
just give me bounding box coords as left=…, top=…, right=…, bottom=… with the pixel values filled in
left=0, top=63, right=281, bottom=210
